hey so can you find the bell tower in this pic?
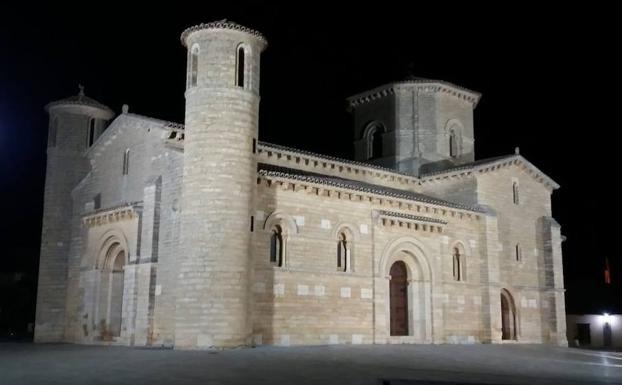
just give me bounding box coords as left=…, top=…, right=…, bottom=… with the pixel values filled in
left=35, top=87, right=114, bottom=341
left=175, top=20, right=267, bottom=348
left=348, top=78, right=481, bottom=175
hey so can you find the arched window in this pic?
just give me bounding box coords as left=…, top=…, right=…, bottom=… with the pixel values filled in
left=515, top=244, right=522, bottom=262
left=122, top=149, right=130, bottom=175
left=236, top=45, right=245, bottom=88
left=337, top=232, right=348, bottom=272
left=87, top=118, right=96, bottom=147
left=371, top=129, right=383, bottom=159
left=512, top=182, right=519, bottom=205
left=270, top=225, right=284, bottom=267
left=449, top=130, right=458, bottom=158
left=452, top=247, right=461, bottom=281
left=363, top=122, right=386, bottom=160
left=49, top=117, right=58, bottom=147
left=190, top=45, right=199, bottom=87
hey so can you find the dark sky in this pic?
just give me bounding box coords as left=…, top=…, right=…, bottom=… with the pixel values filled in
left=0, top=3, right=620, bottom=315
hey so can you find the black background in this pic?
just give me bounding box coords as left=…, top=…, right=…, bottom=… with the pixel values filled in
left=0, top=3, right=619, bottom=336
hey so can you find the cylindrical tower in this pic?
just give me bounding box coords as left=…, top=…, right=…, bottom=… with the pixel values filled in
left=175, top=20, right=267, bottom=348
left=35, top=87, right=114, bottom=342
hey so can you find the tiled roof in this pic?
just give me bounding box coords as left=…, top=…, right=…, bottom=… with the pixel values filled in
left=181, top=19, right=267, bottom=47
left=420, top=154, right=560, bottom=190
left=420, top=155, right=516, bottom=177
left=347, top=78, right=481, bottom=109
left=258, top=163, right=483, bottom=213
left=258, top=141, right=406, bottom=175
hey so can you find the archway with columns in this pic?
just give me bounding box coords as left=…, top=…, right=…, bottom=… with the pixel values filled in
left=94, top=233, right=129, bottom=340
left=380, top=237, right=434, bottom=342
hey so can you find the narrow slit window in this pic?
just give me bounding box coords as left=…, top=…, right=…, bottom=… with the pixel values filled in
left=190, top=45, right=199, bottom=87
left=122, top=149, right=130, bottom=175
left=250, top=216, right=254, bottom=232
left=236, top=46, right=245, bottom=88
left=515, top=244, right=521, bottom=262
left=87, top=118, right=96, bottom=147
left=453, top=247, right=461, bottom=281
left=252, top=138, right=257, bottom=154
left=512, top=182, right=519, bottom=204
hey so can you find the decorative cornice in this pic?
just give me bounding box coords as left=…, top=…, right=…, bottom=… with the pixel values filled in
left=82, top=202, right=142, bottom=228
left=181, top=19, right=267, bottom=47
left=377, top=210, right=445, bottom=233
left=347, top=80, right=481, bottom=109
left=378, top=210, right=448, bottom=225
left=258, top=167, right=484, bottom=215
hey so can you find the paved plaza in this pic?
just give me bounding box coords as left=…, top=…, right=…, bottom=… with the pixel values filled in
left=1, top=343, right=621, bottom=385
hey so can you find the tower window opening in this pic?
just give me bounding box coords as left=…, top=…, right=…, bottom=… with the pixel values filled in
left=236, top=46, right=245, bottom=88
left=190, top=45, right=199, bottom=87
left=512, top=182, right=520, bottom=205
left=449, top=130, right=458, bottom=158
left=371, top=128, right=383, bottom=159
left=87, top=118, right=96, bottom=147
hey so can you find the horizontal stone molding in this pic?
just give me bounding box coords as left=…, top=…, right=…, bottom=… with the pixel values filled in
left=82, top=202, right=142, bottom=228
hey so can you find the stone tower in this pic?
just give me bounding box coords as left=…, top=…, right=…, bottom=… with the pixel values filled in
left=175, top=21, right=267, bottom=348
left=347, top=78, right=481, bottom=176
left=35, top=87, right=114, bottom=341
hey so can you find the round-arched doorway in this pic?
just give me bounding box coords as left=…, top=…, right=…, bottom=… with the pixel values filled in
left=389, top=261, right=409, bottom=336
left=97, top=242, right=126, bottom=340
left=500, top=289, right=517, bottom=340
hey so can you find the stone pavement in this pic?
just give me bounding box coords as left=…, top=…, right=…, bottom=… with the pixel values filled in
left=1, top=343, right=621, bottom=385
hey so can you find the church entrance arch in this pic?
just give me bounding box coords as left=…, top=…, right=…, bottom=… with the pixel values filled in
left=390, top=261, right=408, bottom=335
left=380, top=237, right=433, bottom=342
left=501, top=289, right=517, bottom=340
left=96, top=240, right=127, bottom=340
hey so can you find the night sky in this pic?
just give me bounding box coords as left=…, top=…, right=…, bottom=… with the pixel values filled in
left=0, top=3, right=619, bottom=332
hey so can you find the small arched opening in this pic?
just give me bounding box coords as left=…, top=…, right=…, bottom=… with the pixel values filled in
left=501, top=289, right=517, bottom=340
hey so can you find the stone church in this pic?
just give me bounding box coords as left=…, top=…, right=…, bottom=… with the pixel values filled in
left=35, top=20, right=567, bottom=348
